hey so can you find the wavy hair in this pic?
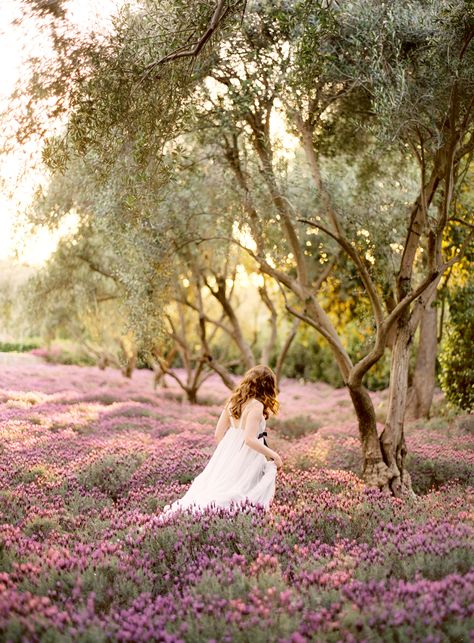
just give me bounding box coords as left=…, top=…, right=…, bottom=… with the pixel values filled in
left=227, top=365, right=279, bottom=421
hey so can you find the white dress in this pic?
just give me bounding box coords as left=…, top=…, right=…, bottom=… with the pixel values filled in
left=158, top=401, right=277, bottom=520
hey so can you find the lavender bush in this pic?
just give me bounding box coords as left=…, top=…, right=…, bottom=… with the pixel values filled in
left=0, top=361, right=472, bottom=641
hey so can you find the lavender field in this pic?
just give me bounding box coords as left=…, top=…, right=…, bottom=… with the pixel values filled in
left=0, top=357, right=472, bottom=642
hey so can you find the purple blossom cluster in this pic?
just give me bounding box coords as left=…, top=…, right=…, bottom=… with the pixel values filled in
left=0, top=360, right=472, bottom=641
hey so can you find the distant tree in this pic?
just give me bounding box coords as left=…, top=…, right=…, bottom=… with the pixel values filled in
left=407, top=162, right=474, bottom=418
left=25, top=144, right=300, bottom=395
left=439, top=283, right=474, bottom=412
left=21, top=226, right=134, bottom=372
left=0, top=263, right=36, bottom=341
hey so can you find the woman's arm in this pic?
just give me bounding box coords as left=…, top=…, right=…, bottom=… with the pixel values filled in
left=214, top=402, right=231, bottom=444
left=243, top=401, right=278, bottom=460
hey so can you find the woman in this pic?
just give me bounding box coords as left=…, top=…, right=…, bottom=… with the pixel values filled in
left=159, top=365, right=283, bottom=520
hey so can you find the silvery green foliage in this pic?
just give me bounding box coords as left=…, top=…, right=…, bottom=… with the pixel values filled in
left=10, top=1, right=245, bottom=174
left=199, top=0, right=472, bottom=277
left=23, top=141, right=245, bottom=360
left=15, top=0, right=474, bottom=376
left=22, top=225, right=123, bottom=344
left=24, top=153, right=174, bottom=351
left=10, top=0, right=248, bottom=356
left=335, top=1, right=473, bottom=149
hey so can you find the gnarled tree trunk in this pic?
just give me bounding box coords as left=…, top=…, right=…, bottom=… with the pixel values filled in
left=275, top=318, right=300, bottom=386
left=406, top=290, right=438, bottom=420
left=348, top=384, right=391, bottom=490
left=379, top=317, right=416, bottom=497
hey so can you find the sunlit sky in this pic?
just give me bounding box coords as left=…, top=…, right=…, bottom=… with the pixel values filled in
left=0, top=0, right=298, bottom=267
left=0, top=0, right=118, bottom=265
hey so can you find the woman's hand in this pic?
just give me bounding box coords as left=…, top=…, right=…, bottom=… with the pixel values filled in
left=271, top=452, right=283, bottom=469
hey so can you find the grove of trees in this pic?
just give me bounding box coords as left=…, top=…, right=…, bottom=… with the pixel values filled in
left=4, top=0, right=473, bottom=497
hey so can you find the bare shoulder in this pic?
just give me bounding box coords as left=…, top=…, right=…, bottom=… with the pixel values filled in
left=246, top=398, right=264, bottom=414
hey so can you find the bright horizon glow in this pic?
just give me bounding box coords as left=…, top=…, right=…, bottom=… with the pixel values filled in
left=0, top=0, right=118, bottom=266
left=5, top=212, right=80, bottom=265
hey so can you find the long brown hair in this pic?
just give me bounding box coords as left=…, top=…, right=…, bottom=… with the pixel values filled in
left=227, top=365, right=279, bottom=421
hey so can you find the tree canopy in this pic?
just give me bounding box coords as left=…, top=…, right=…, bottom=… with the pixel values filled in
left=6, top=0, right=474, bottom=495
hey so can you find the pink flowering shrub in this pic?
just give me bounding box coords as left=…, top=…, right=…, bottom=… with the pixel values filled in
left=0, top=360, right=472, bottom=641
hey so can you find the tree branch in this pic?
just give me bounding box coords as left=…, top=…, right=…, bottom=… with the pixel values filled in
left=298, top=218, right=384, bottom=328
left=312, top=252, right=339, bottom=291
left=385, top=227, right=474, bottom=333
left=195, top=234, right=303, bottom=297
left=174, top=294, right=234, bottom=336
left=276, top=280, right=352, bottom=377
left=141, top=0, right=242, bottom=79
left=450, top=216, right=474, bottom=230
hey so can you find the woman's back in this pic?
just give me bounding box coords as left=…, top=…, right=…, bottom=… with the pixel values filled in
left=228, top=397, right=263, bottom=429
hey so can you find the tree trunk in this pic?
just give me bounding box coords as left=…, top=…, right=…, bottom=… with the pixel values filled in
left=187, top=387, right=198, bottom=404
left=379, top=319, right=416, bottom=497
left=122, top=351, right=136, bottom=378
left=119, top=337, right=136, bottom=379
left=348, top=384, right=391, bottom=491
left=210, top=276, right=256, bottom=371
left=98, top=354, right=109, bottom=370
left=275, top=318, right=300, bottom=386
left=153, top=363, right=169, bottom=389
left=406, top=293, right=438, bottom=419
left=204, top=357, right=236, bottom=390
left=259, top=282, right=278, bottom=366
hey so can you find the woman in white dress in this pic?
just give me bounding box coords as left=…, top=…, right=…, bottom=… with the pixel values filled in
left=159, top=365, right=283, bottom=520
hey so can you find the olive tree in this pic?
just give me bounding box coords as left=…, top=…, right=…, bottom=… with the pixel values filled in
left=188, top=0, right=474, bottom=494
left=9, top=0, right=473, bottom=495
